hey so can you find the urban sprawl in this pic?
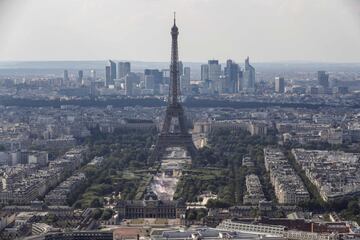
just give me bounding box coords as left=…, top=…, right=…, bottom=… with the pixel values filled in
left=1, top=20, right=360, bottom=240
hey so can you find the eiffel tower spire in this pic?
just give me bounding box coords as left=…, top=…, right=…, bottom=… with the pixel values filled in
left=170, top=11, right=180, bottom=106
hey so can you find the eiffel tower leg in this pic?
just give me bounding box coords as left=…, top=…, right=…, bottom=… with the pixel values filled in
left=162, top=111, right=172, bottom=133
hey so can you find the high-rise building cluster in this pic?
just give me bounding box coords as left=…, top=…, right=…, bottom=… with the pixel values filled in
left=58, top=60, right=351, bottom=100
left=97, top=58, right=254, bottom=97
left=99, top=59, right=193, bottom=97
left=105, top=60, right=131, bottom=87
left=61, top=68, right=97, bottom=95
left=200, top=57, right=256, bottom=94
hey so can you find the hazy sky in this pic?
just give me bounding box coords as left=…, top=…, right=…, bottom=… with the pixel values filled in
left=0, top=0, right=359, bottom=62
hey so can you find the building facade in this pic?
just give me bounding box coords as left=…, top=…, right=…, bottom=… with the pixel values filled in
left=115, top=191, right=186, bottom=219
left=241, top=57, right=255, bottom=92
left=275, top=77, right=285, bottom=93
left=181, top=67, right=191, bottom=95
left=318, top=71, right=329, bottom=88
left=224, top=59, right=240, bottom=93
left=118, top=62, right=131, bottom=79
left=109, top=60, right=117, bottom=85
left=208, top=60, right=222, bottom=93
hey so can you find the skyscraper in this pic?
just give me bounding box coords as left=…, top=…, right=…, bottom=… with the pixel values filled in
left=90, top=69, right=96, bottom=81
left=144, top=69, right=163, bottom=93
left=201, top=64, right=209, bottom=82
left=242, top=57, right=255, bottom=92
left=118, top=62, right=131, bottom=79
left=178, top=61, right=183, bottom=76
left=109, top=60, right=117, bottom=84
left=144, top=75, right=155, bottom=90
left=224, top=59, right=240, bottom=93
left=181, top=67, right=191, bottom=95
left=125, top=73, right=138, bottom=96
left=78, top=70, right=84, bottom=85
left=162, top=69, right=171, bottom=85
left=63, top=70, right=69, bottom=82
left=219, top=75, right=227, bottom=94
left=125, top=77, right=133, bottom=96
left=105, top=66, right=111, bottom=86
left=208, top=60, right=221, bottom=93
left=275, top=77, right=285, bottom=93
left=90, top=69, right=97, bottom=98
left=318, top=71, right=329, bottom=88
left=237, top=70, right=244, bottom=92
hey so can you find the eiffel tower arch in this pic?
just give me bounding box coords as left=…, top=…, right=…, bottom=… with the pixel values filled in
left=149, top=14, right=198, bottom=163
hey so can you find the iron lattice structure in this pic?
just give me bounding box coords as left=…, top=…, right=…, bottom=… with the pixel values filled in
left=149, top=15, right=198, bottom=163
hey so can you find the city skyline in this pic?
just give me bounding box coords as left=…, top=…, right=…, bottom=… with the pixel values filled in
left=1, top=5, right=360, bottom=239
left=0, top=0, right=360, bottom=62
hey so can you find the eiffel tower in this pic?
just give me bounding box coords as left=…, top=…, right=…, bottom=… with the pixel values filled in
left=149, top=14, right=198, bottom=163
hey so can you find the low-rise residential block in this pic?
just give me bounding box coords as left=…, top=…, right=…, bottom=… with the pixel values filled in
left=264, top=147, right=309, bottom=205
left=292, top=148, right=360, bottom=202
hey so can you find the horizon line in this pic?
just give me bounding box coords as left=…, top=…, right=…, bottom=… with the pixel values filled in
left=0, top=60, right=360, bottom=64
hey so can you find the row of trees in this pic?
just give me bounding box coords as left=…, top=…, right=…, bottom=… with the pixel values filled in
left=174, top=169, right=230, bottom=202
left=73, top=127, right=157, bottom=208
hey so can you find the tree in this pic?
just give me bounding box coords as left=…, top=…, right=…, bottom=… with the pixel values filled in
left=101, top=208, right=114, bottom=220
left=45, top=213, right=58, bottom=224
left=196, top=209, right=207, bottom=221
left=92, top=208, right=103, bottom=220
left=90, top=198, right=102, bottom=208
left=83, top=166, right=97, bottom=179
left=73, top=201, right=82, bottom=209
left=206, top=199, right=231, bottom=209
left=187, top=209, right=197, bottom=220
left=347, top=200, right=360, bottom=215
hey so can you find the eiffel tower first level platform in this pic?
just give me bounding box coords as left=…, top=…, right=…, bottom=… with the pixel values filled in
left=148, top=14, right=198, bottom=163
